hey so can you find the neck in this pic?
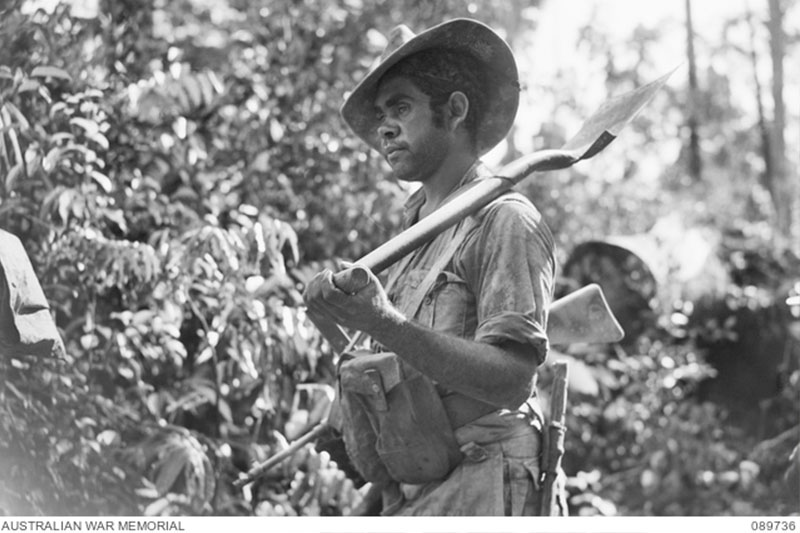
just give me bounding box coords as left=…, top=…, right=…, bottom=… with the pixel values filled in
left=419, top=150, right=478, bottom=219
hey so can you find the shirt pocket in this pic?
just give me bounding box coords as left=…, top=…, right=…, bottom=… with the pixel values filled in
left=426, top=270, right=476, bottom=338
left=503, top=457, right=541, bottom=516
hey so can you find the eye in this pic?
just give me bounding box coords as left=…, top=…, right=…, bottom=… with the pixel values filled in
left=396, top=102, right=410, bottom=115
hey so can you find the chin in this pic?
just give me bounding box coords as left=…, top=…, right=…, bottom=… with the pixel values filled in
left=389, top=166, right=415, bottom=183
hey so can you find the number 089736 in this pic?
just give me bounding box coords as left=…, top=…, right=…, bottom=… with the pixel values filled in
left=751, top=521, right=797, bottom=531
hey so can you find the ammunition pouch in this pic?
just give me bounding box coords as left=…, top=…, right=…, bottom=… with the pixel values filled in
left=338, top=350, right=464, bottom=485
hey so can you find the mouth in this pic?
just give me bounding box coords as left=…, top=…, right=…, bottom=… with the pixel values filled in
left=384, top=145, right=405, bottom=162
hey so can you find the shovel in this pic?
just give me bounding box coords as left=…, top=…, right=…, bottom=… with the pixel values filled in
left=234, top=70, right=674, bottom=489
left=319, top=69, right=676, bottom=351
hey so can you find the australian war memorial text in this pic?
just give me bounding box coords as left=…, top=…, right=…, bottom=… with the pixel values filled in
left=0, top=521, right=185, bottom=532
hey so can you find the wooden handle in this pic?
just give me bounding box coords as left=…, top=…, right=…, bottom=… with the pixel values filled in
left=332, top=265, right=371, bottom=294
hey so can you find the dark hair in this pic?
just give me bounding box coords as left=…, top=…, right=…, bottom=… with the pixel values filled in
left=381, top=47, right=489, bottom=149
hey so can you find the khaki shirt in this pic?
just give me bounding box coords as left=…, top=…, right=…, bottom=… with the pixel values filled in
left=379, top=161, right=557, bottom=515
left=387, top=161, right=555, bottom=360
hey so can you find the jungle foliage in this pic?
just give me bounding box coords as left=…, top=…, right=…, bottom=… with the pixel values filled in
left=0, top=0, right=798, bottom=517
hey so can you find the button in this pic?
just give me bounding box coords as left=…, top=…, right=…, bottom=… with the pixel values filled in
left=460, top=442, right=489, bottom=463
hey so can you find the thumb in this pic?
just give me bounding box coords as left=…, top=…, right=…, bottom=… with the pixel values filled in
left=332, top=264, right=371, bottom=294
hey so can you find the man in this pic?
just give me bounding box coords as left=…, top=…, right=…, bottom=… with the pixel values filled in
left=304, top=18, right=557, bottom=516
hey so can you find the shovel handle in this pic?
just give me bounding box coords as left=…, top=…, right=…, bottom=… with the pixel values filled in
left=332, top=265, right=371, bottom=294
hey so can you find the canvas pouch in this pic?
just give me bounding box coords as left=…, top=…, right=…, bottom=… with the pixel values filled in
left=337, top=350, right=463, bottom=484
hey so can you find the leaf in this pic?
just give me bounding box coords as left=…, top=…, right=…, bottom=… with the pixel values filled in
left=196, top=73, right=216, bottom=108
left=181, top=75, right=203, bottom=109
left=135, top=486, right=160, bottom=499
left=3, top=102, right=30, bottom=132
left=10, top=358, right=29, bottom=370
left=274, top=219, right=299, bottom=265
left=43, top=146, right=66, bottom=172
left=24, top=145, right=41, bottom=175
left=203, top=70, right=224, bottom=94
left=89, top=131, right=109, bottom=151
left=49, top=102, right=69, bottom=119
left=250, top=150, right=271, bottom=172
left=18, top=79, right=40, bottom=93
left=0, top=131, right=8, bottom=168
left=76, top=417, right=97, bottom=429
left=102, top=207, right=128, bottom=234
left=55, top=439, right=73, bottom=457
left=5, top=124, right=23, bottom=165
left=90, top=170, right=112, bottom=193
left=118, top=366, right=135, bottom=380
left=37, top=85, right=52, bottom=104
left=70, top=117, right=100, bottom=138
left=195, top=346, right=213, bottom=366
left=57, top=188, right=76, bottom=223
left=270, top=118, right=285, bottom=142
left=49, top=133, right=75, bottom=146
left=154, top=446, right=186, bottom=495
left=566, top=359, right=601, bottom=396
left=31, top=66, right=72, bottom=82
left=217, top=399, right=233, bottom=423
left=80, top=333, right=99, bottom=350
left=5, top=164, right=24, bottom=193
left=143, top=497, right=171, bottom=516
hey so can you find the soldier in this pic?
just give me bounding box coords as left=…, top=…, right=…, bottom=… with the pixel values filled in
left=304, top=18, right=558, bottom=515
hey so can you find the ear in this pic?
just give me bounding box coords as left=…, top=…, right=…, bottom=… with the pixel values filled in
left=446, top=91, right=469, bottom=131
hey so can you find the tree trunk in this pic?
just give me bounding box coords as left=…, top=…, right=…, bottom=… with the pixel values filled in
left=767, top=0, right=794, bottom=245
left=685, top=0, right=702, bottom=181
left=746, top=9, right=774, bottom=200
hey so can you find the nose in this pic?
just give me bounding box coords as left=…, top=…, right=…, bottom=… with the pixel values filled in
left=377, top=119, right=398, bottom=141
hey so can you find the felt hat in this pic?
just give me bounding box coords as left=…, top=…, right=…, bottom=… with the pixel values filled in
left=341, top=18, right=520, bottom=155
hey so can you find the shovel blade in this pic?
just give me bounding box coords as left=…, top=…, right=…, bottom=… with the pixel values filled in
left=561, top=67, right=679, bottom=159
left=546, top=284, right=625, bottom=345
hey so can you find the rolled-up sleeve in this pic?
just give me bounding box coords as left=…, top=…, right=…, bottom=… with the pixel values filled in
left=461, top=195, right=556, bottom=365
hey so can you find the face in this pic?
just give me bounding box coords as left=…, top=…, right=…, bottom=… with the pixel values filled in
left=373, top=76, right=450, bottom=183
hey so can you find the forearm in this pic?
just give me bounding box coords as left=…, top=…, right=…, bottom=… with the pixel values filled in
left=303, top=266, right=540, bottom=408
left=367, top=309, right=538, bottom=409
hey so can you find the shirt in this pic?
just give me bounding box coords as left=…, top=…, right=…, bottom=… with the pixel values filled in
left=387, top=160, right=555, bottom=359
left=378, top=160, right=558, bottom=515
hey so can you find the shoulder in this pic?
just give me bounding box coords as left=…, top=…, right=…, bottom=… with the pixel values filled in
left=473, top=191, right=546, bottom=231
left=457, top=189, right=555, bottom=266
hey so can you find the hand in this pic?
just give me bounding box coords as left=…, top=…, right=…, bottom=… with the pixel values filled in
left=303, top=264, right=400, bottom=335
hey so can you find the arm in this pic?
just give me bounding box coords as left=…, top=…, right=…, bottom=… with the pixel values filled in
left=304, top=195, right=554, bottom=409
left=304, top=268, right=536, bottom=409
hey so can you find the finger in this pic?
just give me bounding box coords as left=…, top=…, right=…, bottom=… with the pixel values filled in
left=333, top=265, right=372, bottom=294
left=303, top=269, right=332, bottom=304
left=306, top=305, right=340, bottom=327
left=320, top=269, right=348, bottom=302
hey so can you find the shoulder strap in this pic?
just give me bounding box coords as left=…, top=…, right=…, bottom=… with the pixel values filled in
left=345, top=216, right=479, bottom=354
left=398, top=216, right=479, bottom=320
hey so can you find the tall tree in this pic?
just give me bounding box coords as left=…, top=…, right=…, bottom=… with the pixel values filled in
left=745, top=7, right=774, bottom=202
left=767, top=0, right=794, bottom=246
left=685, top=0, right=702, bottom=181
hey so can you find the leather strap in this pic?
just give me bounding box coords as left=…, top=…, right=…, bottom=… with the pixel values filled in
left=397, top=217, right=478, bottom=320
left=442, top=392, right=497, bottom=429
left=389, top=216, right=500, bottom=429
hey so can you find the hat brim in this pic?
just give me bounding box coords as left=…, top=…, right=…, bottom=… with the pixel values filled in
left=341, top=18, right=520, bottom=156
